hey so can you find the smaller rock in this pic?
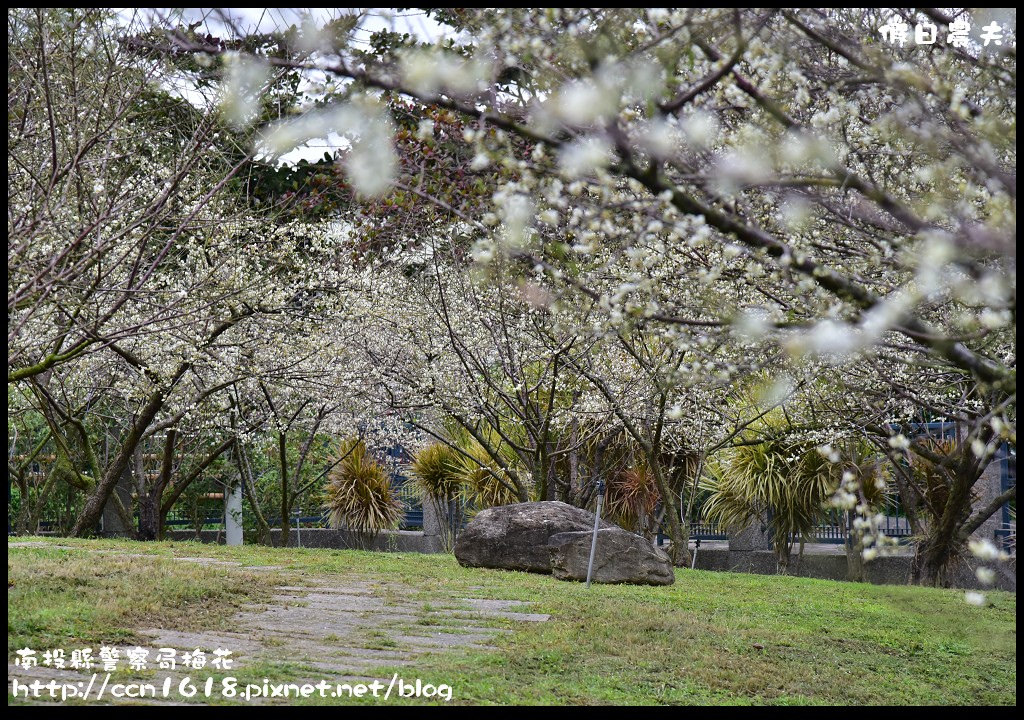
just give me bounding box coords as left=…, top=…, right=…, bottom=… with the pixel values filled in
left=547, top=527, right=675, bottom=586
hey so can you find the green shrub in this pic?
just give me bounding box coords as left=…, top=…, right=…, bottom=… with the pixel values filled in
left=410, top=443, right=465, bottom=502
left=604, top=464, right=661, bottom=534
left=456, top=440, right=522, bottom=509
left=703, top=438, right=832, bottom=571
left=323, top=438, right=404, bottom=544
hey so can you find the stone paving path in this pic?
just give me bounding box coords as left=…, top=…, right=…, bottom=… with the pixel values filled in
left=8, top=543, right=549, bottom=705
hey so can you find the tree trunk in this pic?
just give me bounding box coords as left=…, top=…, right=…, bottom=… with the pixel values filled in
left=17, top=463, right=58, bottom=535
left=138, top=494, right=159, bottom=540
left=904, top=423, right=1000, bottom=586
left=676, top=517, right=691, bottom=564
left=158, top=435, right=233, bottom=539
left=70, top=382, right=170, bottom=536
left=433, top=497, right=456, bottom=552
left=236, top=445, right=273, bottom=546
left=649, top=455, right=691, bottom=566
left=911, top=535, right=962, bottom=587
left=279, top=513, right=291, bottom=548
left=846, top=513, right=866, bottom=582
left=278, top=431, right=291, bottom=547
left=567, top=425, right=580, bottom=504
left=16, top=501, right=33, bottom=535
left=545, top=461, right=557, bottom=502
left=140, top=428, right=176, bottom=541
left=911, top=459, right=976, bottom=586
left=776, top=538, right=792, bottom=575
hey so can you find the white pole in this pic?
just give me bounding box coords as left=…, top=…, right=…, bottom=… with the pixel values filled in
left=585, top=480, right=606, bottom=589
left=225, top=480, right=243, bottom=546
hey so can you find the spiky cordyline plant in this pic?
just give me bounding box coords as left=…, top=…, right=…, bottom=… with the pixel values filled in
left=457, top=440, right=522, bottom=509
left=410, top=442, right=465, bottom=550
left=323, top=438, right=404, bottom=545
left=702, top=436, right=836, bottom=573
left=441, top=420, right=531, bottom=509
left=604, top=463, right=661, bottom=534
left=410, top=443, right=465, bottom=503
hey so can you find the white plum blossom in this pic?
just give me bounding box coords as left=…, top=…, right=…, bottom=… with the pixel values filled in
left=975, top=566, right=996, bottom=585
left=964, top=592, right=987, bottom=607
left=559, top=136, right=613, bottom=178
left=220, top=53, right=268, bottom=128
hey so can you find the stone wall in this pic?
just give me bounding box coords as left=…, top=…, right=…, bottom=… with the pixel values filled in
left=166, top=528, right=444, bottom=553
left=728, top=518, right=772, bottom=551
left=693, top=548, right=1016, bottom=591
left=972, top=453, right=1009, bottom=543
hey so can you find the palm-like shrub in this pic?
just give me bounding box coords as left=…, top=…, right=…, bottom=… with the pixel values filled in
left=907, top=437, right=972, bottom=513
left=439, top=420, right=529, bottom=509
left=605, top=464, right=661, bottom=535
left=409, top=422, right=529, bottom=544
left=704, top=433, right=888, bottom=574
left=411, top=443, right=465, bottom=501
left=323, top=438, right=404, bottom=546
left=457, top=440, right=522, bottom=509
left=410, top=442, right=465, bottom=550
left=702, top=438, right=835, bottom=573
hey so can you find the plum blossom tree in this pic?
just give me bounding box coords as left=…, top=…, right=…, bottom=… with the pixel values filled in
left=7, top=8, right=265, bottom=383
left=160, top=7, right=1011, bottom=585
left=12, top=9, right=1014, bottom=588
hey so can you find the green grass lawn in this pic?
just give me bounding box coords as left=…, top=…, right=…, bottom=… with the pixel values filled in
left=7, top=537, right=1016, bottom=705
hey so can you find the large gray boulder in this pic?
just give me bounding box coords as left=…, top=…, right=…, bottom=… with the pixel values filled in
left=454, top=501, right=673, bottom=586
left=454, top=501, right=613, bottom=573
left=548, top=528, right=675, bottom=585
